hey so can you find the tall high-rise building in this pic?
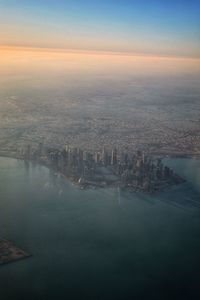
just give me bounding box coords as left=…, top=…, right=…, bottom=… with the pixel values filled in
left=77, top=148, right=83, bottom=166
left=68, top=148, right=73, bottom=166
left=95, top=152, right=101, bottom=164
left=38, top=142, right=43, bottom=157
left=102, top=147, right=108, bottom=165
left=111, top=148, right=117, bottom=165
left=26, top=144, right=31, bottom=159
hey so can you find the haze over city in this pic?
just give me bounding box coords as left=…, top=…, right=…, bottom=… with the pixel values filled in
left=0, top=1, right=200, bottom=300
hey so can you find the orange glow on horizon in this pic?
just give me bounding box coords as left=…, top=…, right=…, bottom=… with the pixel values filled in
left=1, top=45, right=200, bottom=62
left=0, top=45, right=199, bottom=78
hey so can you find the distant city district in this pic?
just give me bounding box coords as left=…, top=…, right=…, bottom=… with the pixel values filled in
left=20, top=143, right=185, bottom=193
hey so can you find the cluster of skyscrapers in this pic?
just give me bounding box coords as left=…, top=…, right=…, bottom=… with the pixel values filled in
left=20, top=143, right=183, bottom=192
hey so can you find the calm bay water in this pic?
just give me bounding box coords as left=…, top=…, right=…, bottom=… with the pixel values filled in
left=0, top=157, right=200, bottom=300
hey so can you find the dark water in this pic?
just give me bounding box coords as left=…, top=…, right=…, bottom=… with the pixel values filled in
left=0, top=157, right=200, bottom=300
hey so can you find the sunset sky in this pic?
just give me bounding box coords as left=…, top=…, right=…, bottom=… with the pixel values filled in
left=0, top=0, right=200, bottom=58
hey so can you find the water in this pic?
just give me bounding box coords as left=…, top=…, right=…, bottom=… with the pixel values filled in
left=0, top=157, right=200, bottom=300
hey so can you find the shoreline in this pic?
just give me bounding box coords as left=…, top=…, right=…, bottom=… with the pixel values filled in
left=0, top=151, right=191, bottom=194
left=1, top=150, right=200, bottom=161
left=0, top=239, right=32, bottom=266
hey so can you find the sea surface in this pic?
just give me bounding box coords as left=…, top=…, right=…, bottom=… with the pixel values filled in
left=0, top=157, right=200, bottom=300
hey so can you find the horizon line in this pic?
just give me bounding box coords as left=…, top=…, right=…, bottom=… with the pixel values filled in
left=1, top=44, right=200, bottom=61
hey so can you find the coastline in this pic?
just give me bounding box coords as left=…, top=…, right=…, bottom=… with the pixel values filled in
left=0, top=150, right=192, bottom=194
left=1, top=150, right=200, bottom=161
left=0, top=239, right=32, bottom=266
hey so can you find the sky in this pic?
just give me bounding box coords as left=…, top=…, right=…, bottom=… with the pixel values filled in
left=0, top=0, right=200, bottom=58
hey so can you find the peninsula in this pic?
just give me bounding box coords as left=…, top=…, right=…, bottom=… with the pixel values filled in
left=19, top=143, right=186, bottom=193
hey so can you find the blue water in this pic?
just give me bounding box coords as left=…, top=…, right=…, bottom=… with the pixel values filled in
left=0, top=157, right=200, bottom=300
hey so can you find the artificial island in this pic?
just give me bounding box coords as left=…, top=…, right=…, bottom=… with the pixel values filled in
left=0, top=239, right=31, bottom=266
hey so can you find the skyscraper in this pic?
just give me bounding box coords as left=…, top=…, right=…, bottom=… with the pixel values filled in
left=111, top=148, right=117, bottom=165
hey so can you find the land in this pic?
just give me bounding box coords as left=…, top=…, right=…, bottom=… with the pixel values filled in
left=0, top=145, right=185, bottom=268
left=0, top=239, right=31, bottom=266
left=15, top=143, right=185, bottom=193
left=0, top=67, right=200, bottom=158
